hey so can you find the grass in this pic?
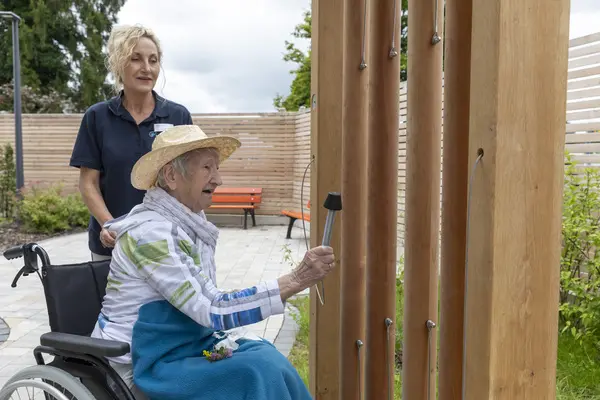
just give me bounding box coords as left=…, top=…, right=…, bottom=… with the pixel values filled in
left=556, top=335, right=600, bottom=399
left=287, top=296, right=311, bottom=388
left=286, top=293, right=600, bottom=399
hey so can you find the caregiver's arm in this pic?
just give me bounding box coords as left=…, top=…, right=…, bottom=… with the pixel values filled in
left=79, top=168, right=113, bottom=226
left=122, top=221, right=330, bottom=331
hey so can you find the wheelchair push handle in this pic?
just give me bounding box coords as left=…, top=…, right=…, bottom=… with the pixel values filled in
left=4, top=243, right=51, bottom=288
left=3, top=244, right=25, bottom=260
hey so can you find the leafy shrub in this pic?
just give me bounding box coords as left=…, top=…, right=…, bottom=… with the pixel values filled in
left=0, top=83, right=75, bottom=113
left=0, top=143, right=16, bottom=219
left=18, top=184, right=89, bottom=233
left=559, top=152, right=600, bottom=351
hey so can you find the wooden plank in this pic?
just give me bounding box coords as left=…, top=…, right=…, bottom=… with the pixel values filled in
left=309, top=0, right=344, bottom=398
left=340, top=0, right=368, bottom=398
left=567, top=65, right=600, bottom=80
left=438, top=0, right=473, bottom=397
left=566, top=132, right=600, bottom=143
left=402, top=0, right=443, bottom=396
left=569, top=31, right=600, bottom=48
left=569, top=53, right=600, bottom=70
left=566, top=98, right=600, bottom=111
left=464, top=0, right=569, bottom=397
left=214, top=187, right=263, bottom=194
left=365, top=0, right=402, bottom=399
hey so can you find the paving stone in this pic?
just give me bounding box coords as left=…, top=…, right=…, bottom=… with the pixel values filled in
left=0, top=317, right=9, bottom=343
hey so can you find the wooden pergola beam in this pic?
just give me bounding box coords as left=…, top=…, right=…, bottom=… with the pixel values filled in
left=463, top=0, right=571, bottom=398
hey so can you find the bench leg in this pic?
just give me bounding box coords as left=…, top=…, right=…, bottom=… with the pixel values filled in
left=286, top=217, right=297, bottom=239
left=250, top=209, right=257, bottom=227
left=243, top=210, right=249, bottom=230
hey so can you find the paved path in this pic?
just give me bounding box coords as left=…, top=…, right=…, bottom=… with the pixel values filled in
left=0, top=224, right=310, bottom=388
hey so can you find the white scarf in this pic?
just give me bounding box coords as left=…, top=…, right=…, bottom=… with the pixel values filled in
left=142, top=187, right=220, bottom=284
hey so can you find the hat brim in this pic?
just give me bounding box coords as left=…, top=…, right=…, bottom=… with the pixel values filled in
left=131, top=135, right=241, bottom=190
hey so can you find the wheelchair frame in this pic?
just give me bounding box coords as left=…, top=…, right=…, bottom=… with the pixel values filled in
left=1, top=243, right=137, bottom=400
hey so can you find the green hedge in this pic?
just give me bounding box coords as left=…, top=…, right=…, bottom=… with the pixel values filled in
left=18, top=184, right=89, bottom=233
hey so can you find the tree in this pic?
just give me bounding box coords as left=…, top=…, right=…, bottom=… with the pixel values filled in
left=274, top=1, right=408, bottom=111
left=273, top=9, right=312, bottom=112
left=0, top=0, right=126, bottom=112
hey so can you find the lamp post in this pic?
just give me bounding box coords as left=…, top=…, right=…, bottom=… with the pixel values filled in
left=0, top=11, right=24, bottom=193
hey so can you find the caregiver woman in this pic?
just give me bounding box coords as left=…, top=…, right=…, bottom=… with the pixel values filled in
left=69, top=24, right=193, bottom=261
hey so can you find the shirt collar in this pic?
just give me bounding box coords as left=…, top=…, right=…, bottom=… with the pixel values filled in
left=108, top=90, right=170, bottom=119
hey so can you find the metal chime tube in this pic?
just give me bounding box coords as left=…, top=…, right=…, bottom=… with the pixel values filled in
left=402, top=0, right=444, bottom=397
left=365, top=0, right=400, bottom=399
left=438, top=0, right=473, bottom=398
left=340, top=0, right=368, bottom=398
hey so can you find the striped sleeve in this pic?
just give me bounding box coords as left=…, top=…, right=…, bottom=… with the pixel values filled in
left=118, top=222, right=285, bottom=330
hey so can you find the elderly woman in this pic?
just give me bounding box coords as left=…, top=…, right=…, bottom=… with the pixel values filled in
left=91, top=124, right=335, bottom=400
left=70, top=24, right=193, bottom=262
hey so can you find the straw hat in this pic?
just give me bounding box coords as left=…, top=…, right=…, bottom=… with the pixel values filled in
left=131, top=124, right=241, bottom=190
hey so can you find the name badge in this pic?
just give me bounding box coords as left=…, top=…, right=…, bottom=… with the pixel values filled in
left=149, top=123, right=174, bottom=138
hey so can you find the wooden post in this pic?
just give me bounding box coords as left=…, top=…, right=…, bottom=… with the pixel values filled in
left=463, top=0, right=570, bottom=398
left=340, top=0, right=368, bottom=398
left=364, top=0, right=400, bottom=399
left=438, top=0, right=472, bottom=398
left=309, top=0, right=344, bottom=398
left=402, top=0, right=444, bottom=396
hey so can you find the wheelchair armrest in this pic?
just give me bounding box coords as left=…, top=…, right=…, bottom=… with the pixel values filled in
left=40, top=332, right=130, bottom=359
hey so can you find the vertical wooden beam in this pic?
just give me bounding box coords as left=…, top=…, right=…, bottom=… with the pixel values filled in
left=365, top=0, right=400, bottom=399
left=438, top=0, right=472, bottom=398
left=464, top=0, right=571, bottom=398
left=340, top=0, right=368, bottom=398
left=309, top=0, right=343, bottom=398
left=402, top=0, right=444, bottom=396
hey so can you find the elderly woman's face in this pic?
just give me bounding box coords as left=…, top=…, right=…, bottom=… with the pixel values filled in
left=122, top=37, right=160, bottom=94
left=166, top=149, right=223, bottom=213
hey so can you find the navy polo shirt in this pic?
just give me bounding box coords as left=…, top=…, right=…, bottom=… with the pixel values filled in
left=69, top=91, right=193, bottom=256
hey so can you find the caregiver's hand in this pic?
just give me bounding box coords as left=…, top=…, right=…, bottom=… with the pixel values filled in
left=100, top=228, right=117, bottom=248
left=277, top=246, right=336, bottom=301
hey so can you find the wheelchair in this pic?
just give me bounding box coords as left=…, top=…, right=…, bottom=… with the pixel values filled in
left=0, top=243, right=136, bottom=400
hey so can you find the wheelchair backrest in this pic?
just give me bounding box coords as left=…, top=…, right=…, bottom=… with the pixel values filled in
left=42, top=260, right=111, bottom=336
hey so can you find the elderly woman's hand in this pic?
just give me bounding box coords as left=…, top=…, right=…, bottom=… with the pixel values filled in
left=278, top=246, right=336, bottom=301
left=291, top=246, right=336, bottom=288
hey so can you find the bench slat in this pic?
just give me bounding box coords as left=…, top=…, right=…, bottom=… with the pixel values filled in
left=214, top=187, right=263, bottom=195
left=211, top=194, right=262, bottom=204
left=211, top=205, right=256, bottom=209
left=282, top=210, right=310, bottom=222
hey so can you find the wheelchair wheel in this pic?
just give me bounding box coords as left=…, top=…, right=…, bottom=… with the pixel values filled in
left=0, top=365, right=96, bottom=400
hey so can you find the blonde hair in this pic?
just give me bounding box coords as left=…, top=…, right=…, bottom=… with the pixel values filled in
left=106, top=24, right=163, bottom=92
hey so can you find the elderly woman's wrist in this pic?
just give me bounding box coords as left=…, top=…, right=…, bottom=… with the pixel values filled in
left=277, top=273, right=303, bottom=301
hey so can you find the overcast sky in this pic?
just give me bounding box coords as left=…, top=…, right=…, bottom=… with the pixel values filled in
left=116, top=0, right=600, bottom=113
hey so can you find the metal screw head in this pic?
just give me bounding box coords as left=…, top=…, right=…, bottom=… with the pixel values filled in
left=431, top=34, right=441, bottom=45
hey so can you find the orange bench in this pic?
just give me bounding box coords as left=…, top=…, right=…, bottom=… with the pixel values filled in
left=281, top=201, right=310, bottom=239
left=209, top=187, right=262, bottom=229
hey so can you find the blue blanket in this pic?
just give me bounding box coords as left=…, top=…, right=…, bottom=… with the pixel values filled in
left=131, top=300, right=312, bottom=400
